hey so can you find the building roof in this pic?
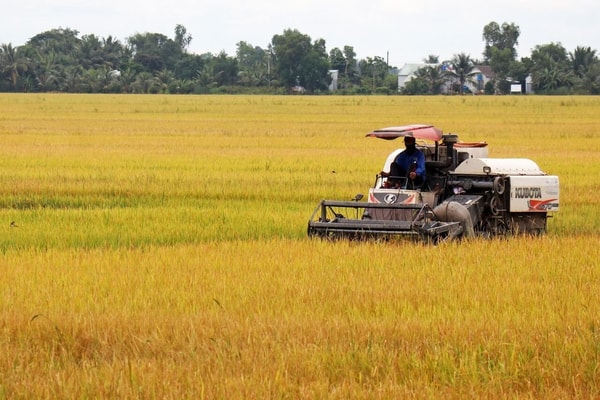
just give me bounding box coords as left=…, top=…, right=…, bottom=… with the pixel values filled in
left=473, top=65, right=495, bottom=79
left=398, top=63, right=436, bottom=77
left=397, top=63, right=438, bottom=88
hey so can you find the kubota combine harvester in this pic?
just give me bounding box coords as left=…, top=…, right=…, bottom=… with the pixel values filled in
left=307, top=124, right=559, bottom=242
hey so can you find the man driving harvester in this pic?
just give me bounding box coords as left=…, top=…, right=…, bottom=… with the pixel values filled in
left=380, top=136, right=426, bottom=189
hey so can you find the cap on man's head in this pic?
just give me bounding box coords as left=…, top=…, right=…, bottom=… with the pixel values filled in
left=404, top=136, right=416, bottom=144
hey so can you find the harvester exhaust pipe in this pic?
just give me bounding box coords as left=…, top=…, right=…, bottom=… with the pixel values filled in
left=433, top=201, right=475, bottom=237
left=442, top=134, right=459, bottom=169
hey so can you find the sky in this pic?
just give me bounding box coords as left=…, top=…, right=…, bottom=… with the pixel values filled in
left=2, top=0, right=598, bottom=67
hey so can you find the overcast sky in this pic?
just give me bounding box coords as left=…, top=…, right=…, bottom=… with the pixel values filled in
left=2, top=0, right=598, bottom=67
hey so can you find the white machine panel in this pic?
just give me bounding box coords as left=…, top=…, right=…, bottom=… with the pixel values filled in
left=454, top=158, right=544, bottom=175
left=509, top=175, right=560, bottom=212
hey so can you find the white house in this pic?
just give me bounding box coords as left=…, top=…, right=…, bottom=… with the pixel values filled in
left=466, top=65, right=495, bottom=94
left=397, top=63, right=437, bottom=91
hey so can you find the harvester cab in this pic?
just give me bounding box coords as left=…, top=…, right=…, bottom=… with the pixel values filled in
left=307, top=124, right=559, bottom=241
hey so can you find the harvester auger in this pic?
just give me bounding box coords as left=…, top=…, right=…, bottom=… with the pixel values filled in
left=307, top=124, right=559, bottom=241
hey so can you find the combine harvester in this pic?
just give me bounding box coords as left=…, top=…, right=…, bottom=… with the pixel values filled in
left=307, top=124, right=559, bottom=242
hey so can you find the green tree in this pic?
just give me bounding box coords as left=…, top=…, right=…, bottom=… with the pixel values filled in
left=102, top=36, right=127, bottom=70
left=174, top=24, right=192, bottom=53
left=194, top=63, right=214, bottom=91
left=446, top=53, right=476, bottom=94
left=530, top=43, right=572, bottom=93
left=236, top=41, right=268, bottom=86
left=22, top=28, right=82, bottom=92
left=116, top=68, right=137, bottom=93
left=209, top=51, right=238, bottom=87
left=423, top=54, right=439, bottom=64
left=302, top=38, right=329, bottom=92
left=127, top=32, right=182, bottom=73
left=192, top=53, right=237, bottom=92
left=401, top=64, right=445, bottom=95
left=237, top=42, right=264, bottom=66
left=155, top=69, right=175, bottom=93
left=358, top=56, right=389, bottom=93
left=77, top=35, right=127, bottom=74
left=173, top=53, right=206, bottom=81
left=329, top=45, right=358, bottom=88
left=32, top=50, right=61, bottom=91
left=401, top=76, right=429, bottom=95
left=80, top=67, right=113, bottom=92
left=0, top=43, right=31, bottom=90
left=579, top=62, right=600, bottom=94
left=133, top=71, right=159, bottom=93
left=570, top=46, right=597, bottom=77
left=26, top=28, right=81, bottom=58
left=271, top=29, right=329, bottom=92
left=532, top=42, right=569, bottom=64
left=482, top=21, right=520, bottom=62
left=79, top=34, right=108, bottom=70
left=328, top=48, right=345, bottom=73
left=416, top=64, right=445, bottom=94
left=569, top=46, right=600, bottom=94
left=488, top=46, right=514, bottom=93
left=343, top=46, right=358, bottom=83
left=60, top=66, right=83, bottom=92
left=171, top=78, right=195, bottom=94
left=271, top=29, right=309, bottom=89
left=481, top=22, right=521, bottom=93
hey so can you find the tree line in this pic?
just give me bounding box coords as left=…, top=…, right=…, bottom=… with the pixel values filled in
left=0, top=22, right=598, bottom=95
left=404, top=22, right=599, bottom=95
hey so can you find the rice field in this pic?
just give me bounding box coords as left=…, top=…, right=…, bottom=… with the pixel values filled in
left=0, top=94, right=599, bottom=399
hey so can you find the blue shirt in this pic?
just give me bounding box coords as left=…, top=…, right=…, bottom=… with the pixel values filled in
left=395, top=148, right=426, bottom=179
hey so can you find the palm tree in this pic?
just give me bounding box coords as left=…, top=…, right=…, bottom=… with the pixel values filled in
left=171, top=78, right=194, bottom=94
left=530, top=44, right=573, bottom=93
left=33, top=50, right=61, bottom=91
left=78, top=34, right=101, bottom=69
left=237, top=60, right=269, bottom=87
left=423, top=54, right=439, bottom=64
left=195, top=64, right=216, bottom=90
left=61, top=66, right=83, bottom=92
left=570, top=46, right=597, bottom=77
left=155, top=69, right=174, bottom=93
left=581, top=63, right=600, bottom=94
left=415, top=65, right=446, bottom=94
left=133, top=72, right=158, bottom=93
left=0, top=43, right=31, bottom=90
left=532, top=53, right=573, bottom=92
left=102, top=36, right=125, bottom=70
left=446, top=53, right=476, bottom=94
left=117, top=68, right=137, bottom=93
